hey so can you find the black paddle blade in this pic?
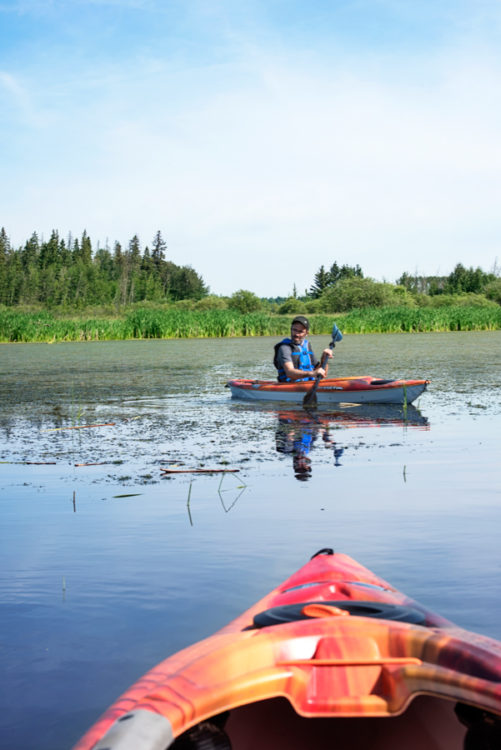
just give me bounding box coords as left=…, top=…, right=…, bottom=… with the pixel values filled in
left=303, top=379, right=320, bottom=407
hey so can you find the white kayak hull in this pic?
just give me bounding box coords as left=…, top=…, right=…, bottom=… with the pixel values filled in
left=226, top=376, right=429, bottom=405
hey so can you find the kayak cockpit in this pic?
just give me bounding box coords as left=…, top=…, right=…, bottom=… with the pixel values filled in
left=171, top=696, right=501, bottom=749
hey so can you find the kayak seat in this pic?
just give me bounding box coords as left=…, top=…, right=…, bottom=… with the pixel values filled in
left=369, top=379, right=395, bottom=386
left=171, top=718, right=231, bottom=750
left=253, top=600, right=426, bottom=628
left=455, top=703, right=501, bottom=750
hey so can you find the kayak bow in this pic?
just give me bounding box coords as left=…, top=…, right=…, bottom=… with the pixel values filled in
left=226, top=376, right=430, bottom=405
left=73, top=549, right=501, bottom=750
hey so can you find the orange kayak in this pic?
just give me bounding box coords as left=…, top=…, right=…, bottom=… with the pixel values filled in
left=72, top=549, right=501, bottom=750
left=226, top=376, right=430, bottom=405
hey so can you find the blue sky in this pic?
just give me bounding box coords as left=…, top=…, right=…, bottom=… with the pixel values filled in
left=1, top=0, right=501, bottom=296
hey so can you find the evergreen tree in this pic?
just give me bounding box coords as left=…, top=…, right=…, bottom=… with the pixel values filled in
left=170, top=265, right=208, bottom=301
left=329, top=262, right=363, bottom=284
left=310, top=261, right=364, bottom=298
left=5, top=248, right=23, bottom=305
left=444, top=264, right=495, bottom=295
left=39, top=230, right=60, bottom=270
left=0, top=226, right=10, bottom=259
left=94, top=248, right=114, bottom=279
left=0, top=227, right=10, bottom=302
left=141, top=246, right=154, bottom=274
left=72, top=237, right=81, bottom=264
left=128, top=235, right=141, bottom=274
left=80, top=230, right=92, bottom=265
left=113, top=241, right=123, bottom=275
left=309, top=265, right=330, bottom=298
left=328, top=261, right=341, bottom=285
left=0, top=227, right=208, bottom=308
left=151, top=230, right=167, bottom=268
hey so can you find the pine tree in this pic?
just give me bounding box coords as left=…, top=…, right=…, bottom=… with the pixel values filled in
left=80, top=230, right=92, bottom=265
left=309, top=265, right=330, bottom=298
left=151, top=230, right=167, bottom=268
left=0, top=227, right=11, bottom=262
left=128, top=235, right=141, bottom=273
left=0, top=227, right=10, bottom=303
left=39, top=230, right=60, bottom=270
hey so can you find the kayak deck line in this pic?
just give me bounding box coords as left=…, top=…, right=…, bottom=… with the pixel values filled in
left=277, top=656, right=423, bottom=666
left=72, top=549, right=501, bottom=750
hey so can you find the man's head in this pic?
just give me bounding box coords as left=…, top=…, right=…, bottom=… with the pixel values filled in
left=291, top=315, right=309, bottom=345
left=293, top=453, right=312, bottom=481
left=291, top=315, right=309, bottom=331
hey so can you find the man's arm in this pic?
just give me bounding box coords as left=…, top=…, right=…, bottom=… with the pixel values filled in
left=281, top=350, right=332, bottom=381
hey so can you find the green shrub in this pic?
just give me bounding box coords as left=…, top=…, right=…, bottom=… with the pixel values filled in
left=193, top=295, right=229, bottom=311
left=277, top=297, right=308, bottom=314
left=172, top=299, right=196, bottom=310
left=485, top=280, right=501, bottom=305
left=425, top=293, right=497, bottom=308
left=305, top=298, right=323, bottom=314
left=319, top=278, right=408, bottom=312
left=228, top=290, right=263, bottom=314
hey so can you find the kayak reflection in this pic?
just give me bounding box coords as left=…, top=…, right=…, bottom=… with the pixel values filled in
left=274, top=404, right=429, bottom=481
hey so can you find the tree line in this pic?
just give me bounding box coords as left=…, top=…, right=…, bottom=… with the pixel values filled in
left=0, top=228, right=207, bottom=307
left=1, top=226, right=500, bottom=312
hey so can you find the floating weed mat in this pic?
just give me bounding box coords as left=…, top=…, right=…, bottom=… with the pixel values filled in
left=41, top=415, right=142, bottom=432
left=0, top=460, right=57, bottom=464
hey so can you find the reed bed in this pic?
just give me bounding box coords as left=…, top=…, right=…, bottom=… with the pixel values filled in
left=0, top=306, right=500, bottom=343
left=338, top=306, right=501, bottom=333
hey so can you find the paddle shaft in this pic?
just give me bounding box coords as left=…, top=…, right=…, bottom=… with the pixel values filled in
left=303, top=348, right=331, bottom=407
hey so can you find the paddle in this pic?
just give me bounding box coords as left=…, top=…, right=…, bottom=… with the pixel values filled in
left=303, top=323, right=343, bottom=408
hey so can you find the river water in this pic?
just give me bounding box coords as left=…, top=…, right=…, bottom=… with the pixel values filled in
left=1, top=331, right=500, bottom=749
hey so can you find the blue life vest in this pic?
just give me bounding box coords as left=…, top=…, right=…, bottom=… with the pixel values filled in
left=293, top=431, right=314, bottom=455
left=273, top=338, right=316, bottom=382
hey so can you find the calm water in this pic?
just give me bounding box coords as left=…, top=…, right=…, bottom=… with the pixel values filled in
left=1, top=331, right=500, bottom=749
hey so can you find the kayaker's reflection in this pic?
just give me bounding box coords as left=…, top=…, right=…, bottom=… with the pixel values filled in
left=275, top=412, right=343, bottom=481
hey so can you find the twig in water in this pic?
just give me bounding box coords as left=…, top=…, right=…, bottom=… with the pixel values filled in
left=218, top=471, right=247, bottom=513
left=26, top=461, right=57, bottom=465
left=42, top=423, right=116, bottom=432
left=160, top=468, right=239, bottom=474
left=74, top=462, right=110, bottom=467
left=187, top=481, right=194, bottom=526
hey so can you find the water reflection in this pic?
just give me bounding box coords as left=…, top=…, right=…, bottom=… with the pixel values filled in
left=184, top=472, right=247, bottom=525
left=274, top=404, right=428, bottom=481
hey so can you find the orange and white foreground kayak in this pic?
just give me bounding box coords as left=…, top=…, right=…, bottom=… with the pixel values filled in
left=73, top=549, right=501, bottom=750
left=226, top=376, right=429, bottom=405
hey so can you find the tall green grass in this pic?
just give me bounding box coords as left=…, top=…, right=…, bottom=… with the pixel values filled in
left=0, top=306, right=500, bottom=343
left=338, top=306, right=501, bottom=333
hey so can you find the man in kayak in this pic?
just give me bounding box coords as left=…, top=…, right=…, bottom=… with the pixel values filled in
left=274, top=315, right=333, bottom=382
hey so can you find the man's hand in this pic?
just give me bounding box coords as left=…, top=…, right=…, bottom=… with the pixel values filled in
left=315, top=348, right=333, bottom=379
